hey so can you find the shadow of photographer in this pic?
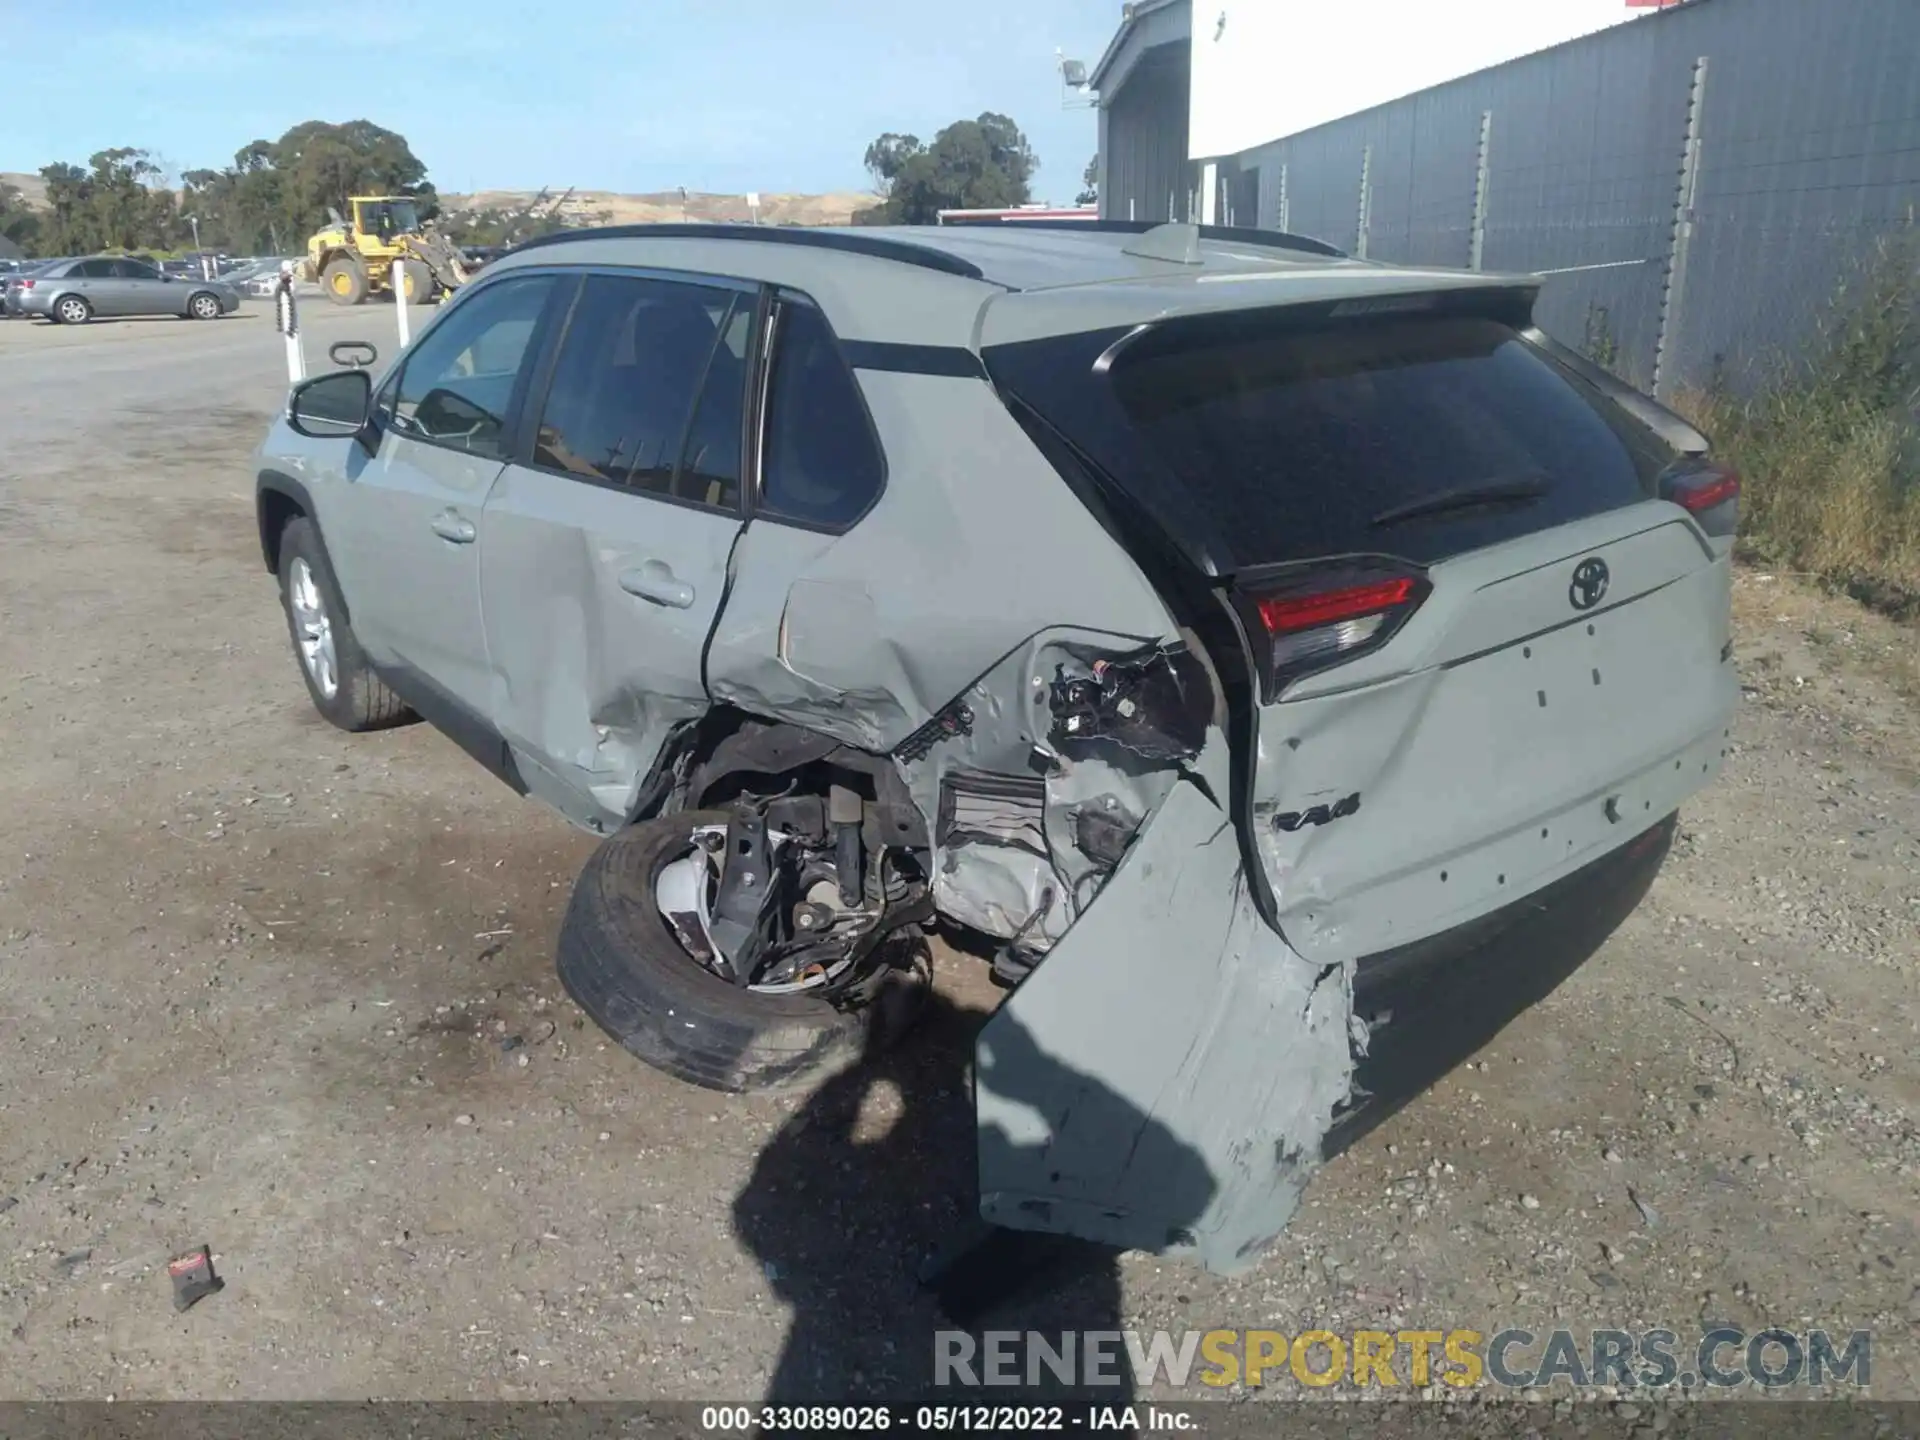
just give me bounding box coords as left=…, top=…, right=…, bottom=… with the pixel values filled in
left=731, top=980, right=1216, bottom=1406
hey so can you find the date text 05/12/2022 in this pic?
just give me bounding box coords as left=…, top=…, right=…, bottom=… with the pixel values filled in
left=700, top=1405, right=1197, bottom=1432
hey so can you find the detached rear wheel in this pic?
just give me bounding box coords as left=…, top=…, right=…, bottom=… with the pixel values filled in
left=557, top=809, right=931, bottom=1092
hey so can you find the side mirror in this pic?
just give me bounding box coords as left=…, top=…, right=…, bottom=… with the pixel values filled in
left=287, top=368, right=373, bottom=440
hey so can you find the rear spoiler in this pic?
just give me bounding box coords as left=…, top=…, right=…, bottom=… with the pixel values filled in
left=1522, top=326, right=1711, bottom=456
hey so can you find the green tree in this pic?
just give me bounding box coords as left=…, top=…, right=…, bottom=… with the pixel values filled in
left=856, top=113, right=1038, bottom=224
left=38, top=161, right=98, bottom=253
left=1076, top=154, right=1098, bottom=207
left=0, top=181, right=40, bottom=254
left=270, top=119, right=435, bottom=228
left=164, top=121, right=434, bottom=256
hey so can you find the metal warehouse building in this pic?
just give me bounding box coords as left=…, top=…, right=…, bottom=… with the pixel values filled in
left=1089, top=0, right=1920, bottom=393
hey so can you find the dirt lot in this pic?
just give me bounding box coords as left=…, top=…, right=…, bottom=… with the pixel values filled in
left=0, top=307, right=1916, bottom=1407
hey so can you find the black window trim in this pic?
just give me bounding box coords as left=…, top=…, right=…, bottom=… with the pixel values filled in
left=748, top=287, right=891, bottom=537
left=377, top=268, right=572, bottom=467
left=507, top=263, right=763, bottom=520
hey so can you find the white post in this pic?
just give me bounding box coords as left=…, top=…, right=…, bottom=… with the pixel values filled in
left=395, top=267, right=412, bottom=348
left=274, top=264, right=305, bottom=384
left=1199, top=161, right=1219, bottom=225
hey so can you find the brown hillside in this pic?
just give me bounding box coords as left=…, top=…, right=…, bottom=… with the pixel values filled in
left=0, top=172, right=49, bottom=207
left=1, top=174, right=877, bottom=227
left=442, top=188, right=878, bottom=227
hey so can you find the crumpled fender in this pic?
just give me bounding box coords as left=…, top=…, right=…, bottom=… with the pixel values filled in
left=974, top=745, right=1358, bottom=1274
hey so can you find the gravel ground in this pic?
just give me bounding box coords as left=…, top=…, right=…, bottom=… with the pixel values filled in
left=0, top=307, right=1914, bottom=1409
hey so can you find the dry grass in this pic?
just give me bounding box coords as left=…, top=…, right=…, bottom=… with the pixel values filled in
left=1671, top=231, right=1920, bottom=616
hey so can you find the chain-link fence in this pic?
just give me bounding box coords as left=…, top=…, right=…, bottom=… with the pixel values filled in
left=1225, top=0, right=1919, bottom=397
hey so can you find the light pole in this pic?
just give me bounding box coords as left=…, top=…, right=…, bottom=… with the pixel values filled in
left=185, top=214, right=205, bottom=276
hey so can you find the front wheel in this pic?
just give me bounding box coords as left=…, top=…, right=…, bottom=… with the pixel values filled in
left=557, top=810, right=932, bottom=1092
left=321, top=256, right=368, bottom=306
left=187, top=291, right=222, bottom=320
left=53, top=295, right=91, bottom=325
left=275, top=517, right=411, bottom=731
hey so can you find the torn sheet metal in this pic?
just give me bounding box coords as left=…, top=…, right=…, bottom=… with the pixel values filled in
left=1046, top=641, right=1213, bottom=762
left=701, top=371, right=1180, bottom=754
left=893, top=628, right=1186, bottom=956
left=976, top=750, right=1357, bottom=1274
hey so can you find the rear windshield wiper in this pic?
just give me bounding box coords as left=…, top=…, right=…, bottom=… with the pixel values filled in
left=1369, top=477, right=1550, bottom=530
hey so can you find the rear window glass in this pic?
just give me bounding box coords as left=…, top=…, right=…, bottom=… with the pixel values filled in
left=759, top=301, right=886, bottom=529
left=1000, top=314, right=1670, bottom=570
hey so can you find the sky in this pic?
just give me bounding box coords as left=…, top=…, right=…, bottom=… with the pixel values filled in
left=0, top=0, right=1126, bottom=199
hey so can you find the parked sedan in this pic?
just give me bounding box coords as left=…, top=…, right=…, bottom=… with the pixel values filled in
left=0, top=258, right=73, bottom=318
left=9, top=255, right=242, bottom=323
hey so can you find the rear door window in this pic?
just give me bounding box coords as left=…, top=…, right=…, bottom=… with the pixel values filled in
left=530, top=272, right=748, bottom=511
left=758, top=300, right=885, bottom=529
left=994, top=313, right=1672, bottom=570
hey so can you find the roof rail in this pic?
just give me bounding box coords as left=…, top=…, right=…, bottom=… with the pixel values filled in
left=500, top=222, right=987, bottom=280
left=928, top=216, right=1347, bottom=259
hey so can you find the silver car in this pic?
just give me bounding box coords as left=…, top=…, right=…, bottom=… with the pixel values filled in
left=12, top=255, right=241, bottom=323
left=252, top=219, right=1739, bottom=1285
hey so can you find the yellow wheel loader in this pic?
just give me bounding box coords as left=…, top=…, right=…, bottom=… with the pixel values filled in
left=300, top=196, right=477, bottom=307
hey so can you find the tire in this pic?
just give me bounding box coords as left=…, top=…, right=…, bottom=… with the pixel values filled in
left=53, top=295, right=91, bottom=325
left=275, top=516, right=412, bottom=731
left=557, top=810, right=932, bottom=1093
left=396, top=259, right=435, bottom=306
left=187, top=291, right=222, bottom=320
left=321, top=256, right=368, bottom=307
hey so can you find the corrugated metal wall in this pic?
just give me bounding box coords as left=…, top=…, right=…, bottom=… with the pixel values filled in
left=1100, top=42, right=1198, bottom=225
left=1227, top=0, right=1919, bottom=393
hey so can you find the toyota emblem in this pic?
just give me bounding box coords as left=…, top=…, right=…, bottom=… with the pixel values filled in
left=1569, top=557, right=1610, bottom=611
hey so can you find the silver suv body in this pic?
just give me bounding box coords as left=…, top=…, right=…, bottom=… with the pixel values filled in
left=254, top=221, right=1738, bottom=1274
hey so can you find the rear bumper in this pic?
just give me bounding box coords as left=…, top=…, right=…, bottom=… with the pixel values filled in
left=976, top=755, right=1356, bottom=1275
left=974, top=749, right=1680, bottom=1275
left=1325, top=810, right=1676, bottom=1157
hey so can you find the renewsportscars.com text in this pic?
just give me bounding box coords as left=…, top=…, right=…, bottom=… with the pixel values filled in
left=935, top=1326, right=1870, bottom=1391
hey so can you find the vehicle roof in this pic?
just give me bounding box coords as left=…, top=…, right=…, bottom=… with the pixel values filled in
left=829, top=222, right=1345, bottom=291
left=486, top=222, right=1537, bottom=348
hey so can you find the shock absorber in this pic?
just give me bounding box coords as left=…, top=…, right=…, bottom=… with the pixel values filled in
left=828, top=783, right=863, bottom=908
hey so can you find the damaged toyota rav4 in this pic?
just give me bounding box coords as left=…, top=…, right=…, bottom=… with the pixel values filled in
left=254, top=220, right=1738, bottom=1274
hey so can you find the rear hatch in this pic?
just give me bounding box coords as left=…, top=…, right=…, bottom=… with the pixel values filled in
left=985, top=288, right=1739, bottom=966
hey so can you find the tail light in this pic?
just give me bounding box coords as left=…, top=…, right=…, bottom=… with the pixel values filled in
left=16, top=279, right=33, bottom=290
left=1233, top=561, right=1430, bottom=701
left=1661, top=458, right=1740, bottom=538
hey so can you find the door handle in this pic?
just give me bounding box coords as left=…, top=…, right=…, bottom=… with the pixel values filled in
left=430, top=511, right=476, bottom=544
left=618, top=560, right=695, bottom=609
